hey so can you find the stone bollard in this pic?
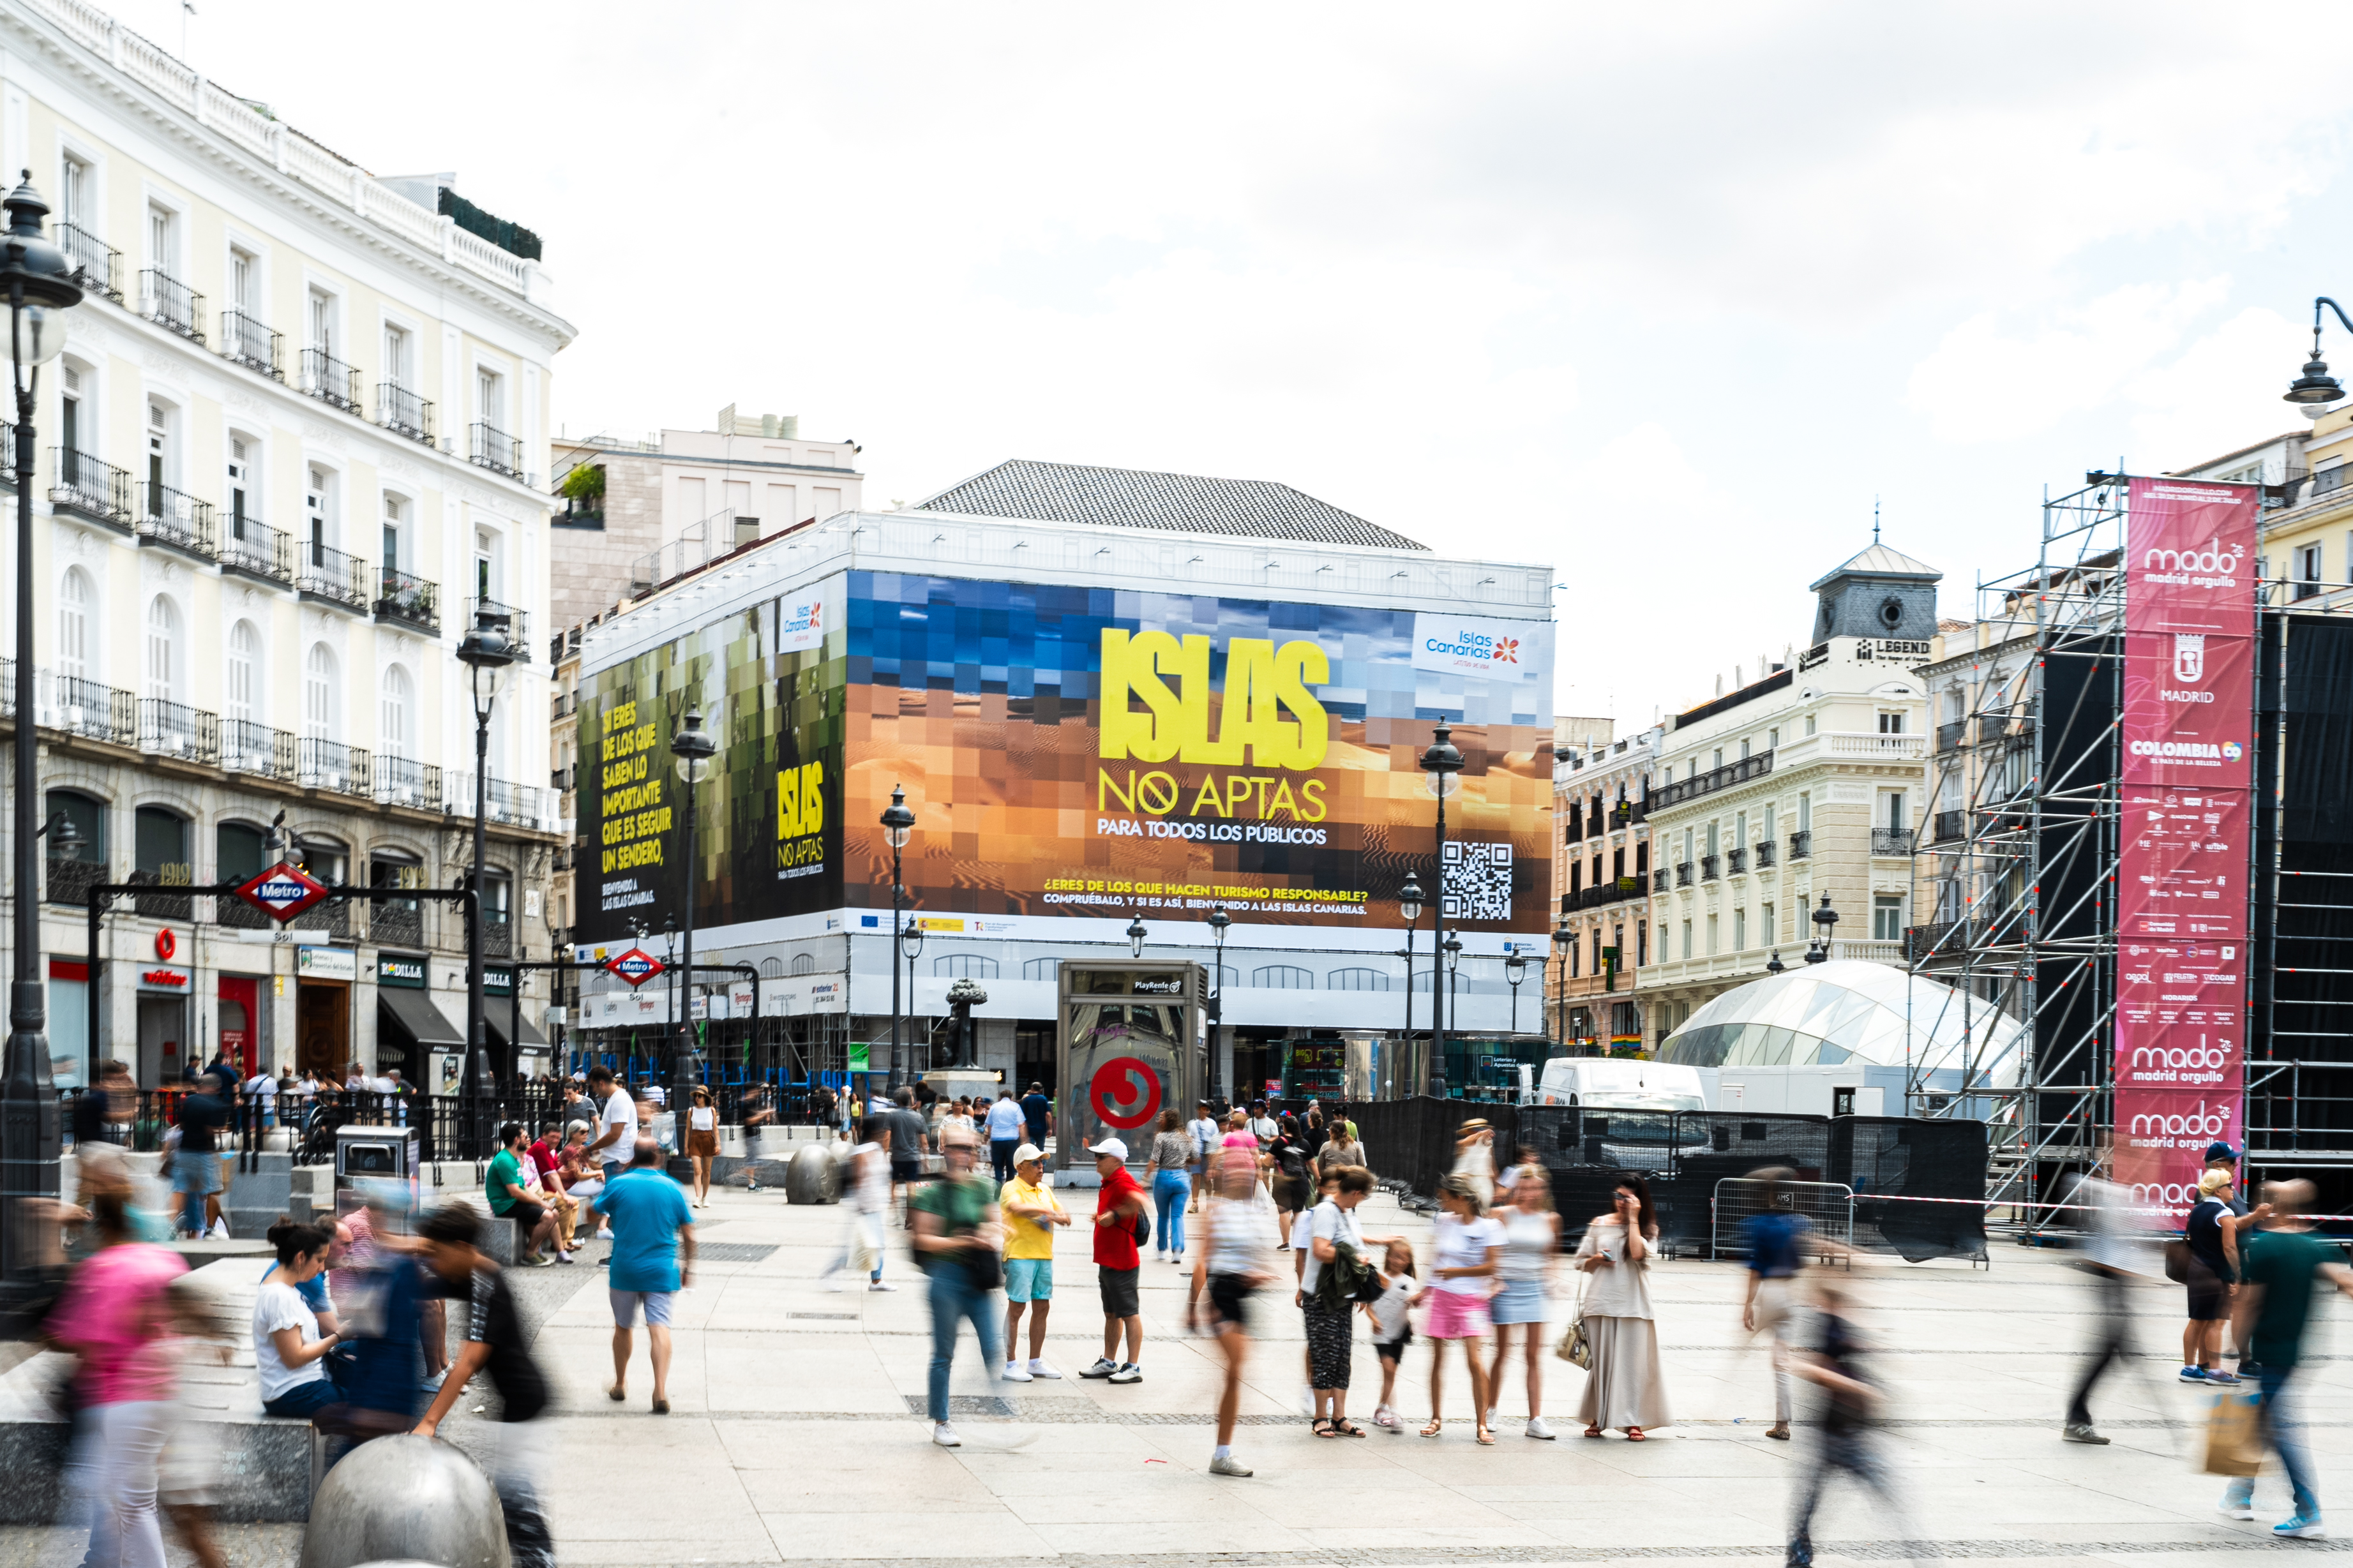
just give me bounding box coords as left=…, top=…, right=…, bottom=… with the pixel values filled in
left=785, top=1142, right=841, bottom=1204
left=297, top=1435, right=511, bottom=1568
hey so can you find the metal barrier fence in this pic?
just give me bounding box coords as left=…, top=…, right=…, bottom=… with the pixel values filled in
left=1709, top=1176, right=1856, bottom=1260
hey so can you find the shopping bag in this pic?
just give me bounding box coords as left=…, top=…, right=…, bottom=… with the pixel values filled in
left=2203, top=1387, right=2264, bottom=1477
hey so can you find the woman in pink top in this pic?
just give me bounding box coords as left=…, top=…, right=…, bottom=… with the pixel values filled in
left=47, top=1187, right=186, bottom=1568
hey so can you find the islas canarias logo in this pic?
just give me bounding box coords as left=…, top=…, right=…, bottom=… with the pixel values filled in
left=1492, top=637, right=1519, bottom=665
left=1096, top=629, right=1332, bottom=824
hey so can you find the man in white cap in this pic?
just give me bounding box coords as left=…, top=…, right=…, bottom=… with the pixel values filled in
left=1078, top=1137, right=1146, bottom=1383
left=998, top=1142, right=1069, bottom=1380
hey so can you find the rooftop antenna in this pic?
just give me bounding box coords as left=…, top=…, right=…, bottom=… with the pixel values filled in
left=1873, top=495, right=1881, bottom=544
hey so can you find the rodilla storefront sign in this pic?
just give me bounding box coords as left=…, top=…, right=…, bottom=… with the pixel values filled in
left=2115, top=478, right=2256, bottom=1219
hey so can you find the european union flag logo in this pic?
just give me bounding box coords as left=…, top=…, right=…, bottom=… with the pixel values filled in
left=860, top=915, right=880, bottom=929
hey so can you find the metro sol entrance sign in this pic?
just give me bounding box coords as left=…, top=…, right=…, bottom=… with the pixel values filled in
left=605, top=946, right=665, bottom=988
left=234, top=862, right=332, bottom=923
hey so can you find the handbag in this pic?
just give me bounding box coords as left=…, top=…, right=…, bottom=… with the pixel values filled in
left=2164, top=1239, right=2192, bottom=1284
left=1555, top=1274, right=1593, bottom=1369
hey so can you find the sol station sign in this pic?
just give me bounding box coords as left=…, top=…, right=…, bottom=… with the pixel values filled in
left=234, top=862, right=333, bottom=923
left=605, top=946, right=665, bottom=989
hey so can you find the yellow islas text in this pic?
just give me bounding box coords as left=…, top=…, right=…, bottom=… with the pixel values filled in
left=1098, top=630, right=1329, bottom=770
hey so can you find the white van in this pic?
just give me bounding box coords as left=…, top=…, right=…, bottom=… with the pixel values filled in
left=1535, top=1057, right=1706, bottom=1113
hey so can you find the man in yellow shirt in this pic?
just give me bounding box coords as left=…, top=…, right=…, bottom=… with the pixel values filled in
left=1000, top=1144, right=1072, bottom=1382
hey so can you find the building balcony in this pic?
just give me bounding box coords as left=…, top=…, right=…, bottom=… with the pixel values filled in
left=483, top=910, right=513, bottom=959
left=449, top=774, right=544, bottom=828
left=138, top=267, right=203, bottom=341
left=1726, top=846, right=1747, bottom=875
left=297, top=541, right=372, bottom=613
left=375, top=754, right=442, bottom=812
left=1937, top=719, right=1966, bottom=753
left=222, top=719, right=296, bottom=782
left=299, top=348, right=363, bottom=414
left=1933, top=809, right=1966, bottom=844
left=219, top=309, right=283, bottom=380
left=1754, top=838, right=1777, bottom=869
left=469, top=422, right=523, bottom=481
left=216, top=895, right=269, bottom=930
left=378, top=383, right=435, bottom=447
left=50, top=449, right=132, bottom=531
left=1699, top=853, right=1720, bottom=881
left=45, top=855, right=103, bottom=907
left=1653, top=749, right=1773, bottom=810
left=469, top=597, right=530, bottom=657
left=1652, top=867, right=1669, bottom=893
left=374, top=568, right=440, bottom=633
left=138, top=698, right=219, bottom=766
left=137, top=482, right=217, bottom=561
left=220, top=516, right=292, bottom=588
left=1787, top=830, right=1812, bottom=860
left=127, top=866, right=192, bottom=922
left=290, top=898, right=350, bottom=940
left=1828, top=731, right=1927, bottom=761
left=57, top=222, right=120, bottom=302
left=370, top=903, right=424, bottom=948
left=554, top=498, right=603, bottom=529
left=1674, top=860, right=1694, bottom=888
left=43, top=673, right=135, bottom=745
left=297, top=736, right=372, bottom=796
left=1872, top=828, right=1916, bottom=857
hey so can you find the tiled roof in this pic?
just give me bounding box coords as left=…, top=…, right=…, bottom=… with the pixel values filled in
left=1808, top=541, right=1941, bottom=591
left=912, top=459, right=1426, bottom=551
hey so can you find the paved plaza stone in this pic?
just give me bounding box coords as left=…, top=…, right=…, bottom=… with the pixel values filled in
left=11, top=1184, right=2353, bottom=1568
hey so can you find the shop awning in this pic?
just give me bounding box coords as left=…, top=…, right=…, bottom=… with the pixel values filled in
left=487, top=1006, right=549, bottom=1052
left=378, top=989, right=465, bottom=1049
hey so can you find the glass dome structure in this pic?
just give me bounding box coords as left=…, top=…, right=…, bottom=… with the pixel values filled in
left=1657, top=960, right=2023, bottom=1086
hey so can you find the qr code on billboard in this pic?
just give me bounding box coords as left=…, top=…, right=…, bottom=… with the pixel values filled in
left=1443, top=840, right=1514, bottom=922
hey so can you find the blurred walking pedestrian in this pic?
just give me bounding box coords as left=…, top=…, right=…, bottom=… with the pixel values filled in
left=1270, top=1116, right=1312, bottom=1244
left=414, top=1204, right=557, bottom=1568
left=999, top=1143, right=1069, bottom=1380
left=1418, top=1172, right=1502, bottom=1442
left=1740, top=1165, right=1810, bottom=1440
left=909, top=1126, right=1003, bottom=1447
left=1786, top=1277, right=1907, bottom=1568
left=2218, top=1179, right=2353, bottom=1537
left=822, top=1116, right=896, bottom=1293
left=1574, top=1174, right=1670, bottom=1440
left=594, top=1137, right=696, bottom=1413
left=1486, top=1163, right=1563, bottom=1439
left=2182, top=1167, right=2244, bottom=1385
left=46, top=1183, right=185, bottom=1568
left=1146, top=1109, right=1194, bottom=1264
left=1188, top=1144, right=1277, bottom=1475
left=1187, top=1101, right=1220, bottom=1211
left=1452, top=1118, right=1496, bottom=1207
left=2063, top=1169, right=2140, bottom=1444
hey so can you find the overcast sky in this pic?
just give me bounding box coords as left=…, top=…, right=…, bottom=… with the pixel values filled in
left=111, top=1, right=2353, bottom=727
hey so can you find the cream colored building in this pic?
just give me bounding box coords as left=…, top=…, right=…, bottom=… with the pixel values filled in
left=1551, top=721, right=1657, bottom=1050
left=1636, top=546, right=1937, bottom=1045
left=0, top=0, right=571, bottom=1087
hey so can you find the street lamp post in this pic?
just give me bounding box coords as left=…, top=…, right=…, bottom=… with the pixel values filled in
left=1419, top=722, right=1463, bottom=1082
left=898, top=915, right=925, bottom=1083
left=1441, top=932, right=1462, bottom=1077
left=1505, top=952, right=1526, bottom=1034
left=1399, top=875, right=1424, bottom=1084
left=1205, top=904, right=1229, bottom=1102
left=1551, top=915, right=1572, bottom=1056
left=1805, top=893, right=1838, bottom=964
left=455, top=608, right=518, bottom=1151
left=2283, top=297, right=2353, bottom=417
left=880, top=786, right=915, bottom=1091
left=1, top=174, right=80, bottom=1296
left=670, top=708, right=716, bottom=1103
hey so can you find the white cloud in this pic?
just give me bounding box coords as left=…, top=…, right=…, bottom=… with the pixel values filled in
left=2124, top=307, right=2306, bottom=469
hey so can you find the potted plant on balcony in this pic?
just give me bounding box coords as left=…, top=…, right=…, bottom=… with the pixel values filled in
left=560, top=461, right=605, bottom=521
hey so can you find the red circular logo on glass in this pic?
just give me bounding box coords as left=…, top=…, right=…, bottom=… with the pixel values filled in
left=154, top=929, right=176, bottom=960
left=1088, top=1057, right=1162, bottom=1130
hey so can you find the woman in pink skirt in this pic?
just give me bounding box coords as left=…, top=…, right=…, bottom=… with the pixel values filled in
left=1416, top=1173, right=1504, bottom=1443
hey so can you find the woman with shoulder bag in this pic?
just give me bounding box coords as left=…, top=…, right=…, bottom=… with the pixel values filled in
left=2179, top=1168, right=2244, bottom=1385
left=1572, top=1174, right=1671, bottom=1440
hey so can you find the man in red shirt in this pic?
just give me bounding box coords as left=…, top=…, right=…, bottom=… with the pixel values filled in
left=1079, top=1137, right=1146, bottom=1384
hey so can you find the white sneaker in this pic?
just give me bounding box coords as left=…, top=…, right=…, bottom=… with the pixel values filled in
left=933, top=1421, right=961, bottom=1447
left=1028, top=1359, right=1062, bottom=1379
left=1526, top=1417, right=1556, bottom=1440
left=1002, top=1363, right=1034, bottom=1382
left=1079, top=1357, right=1118, bottom=1378
left=1209, top=1453, right=1254, bottom=1477
left=869, top=1280, right=898, bottom=1292
left=1108, top=1363, right=1143, bottom=1384
left=2220, top=1500, right=2257, bottom=1521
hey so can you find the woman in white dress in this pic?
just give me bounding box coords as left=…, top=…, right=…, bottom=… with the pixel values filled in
left=1485, top=1164, right=1563, bottom=1439
left=1573, top=1174, right=1671, bottom=1440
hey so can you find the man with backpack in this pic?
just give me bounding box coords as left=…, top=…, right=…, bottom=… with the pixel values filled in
left=1079, top=1137, right=1147, bottom=1384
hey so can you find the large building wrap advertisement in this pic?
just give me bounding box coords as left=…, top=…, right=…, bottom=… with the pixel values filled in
left=2116, top=477, right=2256, bottom=1218
left=576, top=571, right=1554, bottom=946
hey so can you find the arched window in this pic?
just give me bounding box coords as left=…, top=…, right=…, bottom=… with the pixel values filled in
left=1326, top=967, right=1390, bottom=992
left=57, top=567, right=91, bottom=682
left=303, top=643, right=336, bottom=740
left=789, top=953, right=816, bottom=976
left=1251, top=965, right=1314, bottom=990
left=932, top=953, right=999, bottom=978
left=144, top=595, right=179, bottom=702
left=1021, top=957, right=1058, bottom=982
left=379, top=664, right=413, bottom=758
left=225, top=621, right=259, bottom=723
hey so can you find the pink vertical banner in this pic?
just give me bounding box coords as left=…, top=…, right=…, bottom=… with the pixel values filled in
left=2115, top=479, right=2256, bottom=1221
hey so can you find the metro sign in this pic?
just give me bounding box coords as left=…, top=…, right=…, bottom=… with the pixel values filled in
left=235, top=862, right=332, bottom=923
left=605, top=946, right=665, bottom=989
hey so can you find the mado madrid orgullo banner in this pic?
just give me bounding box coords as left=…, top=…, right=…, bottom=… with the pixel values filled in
left=575, top=571, right=1555, bottom=945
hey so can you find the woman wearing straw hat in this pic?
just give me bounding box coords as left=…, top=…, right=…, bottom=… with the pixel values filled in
left=1452, top=1119, right=1497, bottom=1207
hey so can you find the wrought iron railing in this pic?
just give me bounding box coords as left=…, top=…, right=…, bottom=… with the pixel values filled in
left=126, top=865, right=193, bottom=921
left=468, top=597, right=529, bottom=657
left=469, top=421, right=523, bottom=479
left=45, top=856, right=103, bottom=906
left=137, top=482, right=216, bottom=559
left=1726, top=847, right=1747, bottom=875
left=300, top=348, right=363, bottom=414
left=51, top=448, right=132, bottom=526
left=370, top=903, right=424, bottom=948
left=1652, top=867, right=1669, bottom=893
left=220, top=514, right=292, bottom=586
left=1936, top=719, right=1967, bottom=752
left=217, top=896, right=269, bottom=930
left=43, top=673, right=135, bottom=744
left=219, top=309, right=283, bottom=379
left=1872, top=828, right=1916, bottom=857
left=297, top=539, right=371, bottom=611
left=377, top=383, right=433, bottom=446
left=139, top=267, right=204, bottom=340
left=222, top=719, right=296, bottom=782
left=450, top=774, right=543, bottom=827
left=1787, top=830, right=1812, bottom=860
left=138, top=698, right=219, bottom=764
left=373, top=567, right=439, bottom=632
left=375, top=755, right=442, bottom=811
left=1754, top=839, right=1777, bottom=869
left=57, top=222, right=120, bottom=302
left=1674, top=860, right=1694, bottom=888
left=1651, top=749, right=1773, bottom=809
left=1933, top=809, right=1965, bottom=844
left=1699, top=853, right=1720, bottom=881
left=297, top=736, right=372, bottom=795
left=290, top=897, right=350, bottom=939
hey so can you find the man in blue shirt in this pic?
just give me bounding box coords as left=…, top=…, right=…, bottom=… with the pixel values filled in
left=984, top=1089, right=1028, bottom=1184
left=592, top=1137, right=696, bottom=1414
left=1021, top=1083, right=1051, bottom=1149
left=1740, top=1166, right=1817, bottom=1442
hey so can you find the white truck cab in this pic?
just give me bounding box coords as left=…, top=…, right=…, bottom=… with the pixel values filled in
left=1535, top=1057, right=1706, bottom=1114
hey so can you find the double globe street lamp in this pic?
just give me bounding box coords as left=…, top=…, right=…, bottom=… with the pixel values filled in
left=1419, top=722, right=1463, bottom=1079
left=670, top=709, right=718, bottom=1096
left=880, top=786, right=917, bottom=1091
left=455, top=607, right=518, bottom=1133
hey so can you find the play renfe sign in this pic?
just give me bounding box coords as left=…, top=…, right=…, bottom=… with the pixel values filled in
left=234, top=862, right=331, bottom=923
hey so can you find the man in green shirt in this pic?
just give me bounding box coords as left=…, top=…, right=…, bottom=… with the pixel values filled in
left=908, top=1126, right=1002, bottom=1449
left=2222, top=1179, right=2353, bottom=1536
left=487, top=1121, right=559, bottom=1267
